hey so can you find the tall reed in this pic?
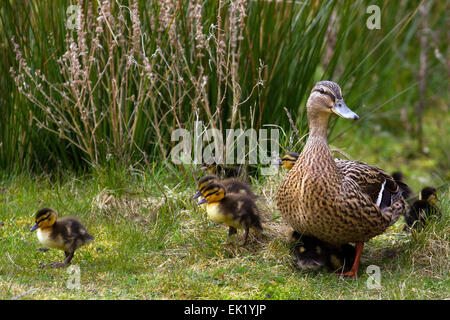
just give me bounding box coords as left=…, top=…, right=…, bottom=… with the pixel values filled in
left=1, top=0, right=447, bottom=171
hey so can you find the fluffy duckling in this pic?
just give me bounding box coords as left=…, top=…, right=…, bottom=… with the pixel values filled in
left=200, top=158, right=247, bottom=179
left=196, top=182, right=262, bottom=245
left=275, top=152, right=300, bottom=170
left=328, top=244, right=357, bottom=274
left=30, top=208, right=94, bottom=267
left=290, top=231, right=355, bottom=273
left=404, top=187, right=441, bottom=231
left=193, top=174, right=257, bottom=200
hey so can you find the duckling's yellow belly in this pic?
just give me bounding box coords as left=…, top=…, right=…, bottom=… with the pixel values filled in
left=206, top=203, right=241, bottom=229
left=37, top=228, right=68, bottom=251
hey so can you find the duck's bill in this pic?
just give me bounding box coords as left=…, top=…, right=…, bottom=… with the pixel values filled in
left=30, top=223, right=39, bottom=232
left=192, top=190, right=202, bottom=199
left=197, top=198, right=207, bottom=205
left=331, top=99, right=359, bottom=120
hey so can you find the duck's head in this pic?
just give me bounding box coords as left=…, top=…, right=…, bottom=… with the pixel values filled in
left=275, top=152, right=300, bottom=170
left=307, top=81, right=359, bottom=121
left=192, top=175, right=219, bottom=199
left=196, top=183, right=225, bottom=205
left=419, top=187, right=438, bottom=205
left=30, top=208, right=57, bottom=231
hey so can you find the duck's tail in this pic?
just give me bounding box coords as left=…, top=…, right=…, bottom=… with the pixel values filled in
left=382, top=198, right=407, bottom=227
left=397, top=181, right=412, bottom=200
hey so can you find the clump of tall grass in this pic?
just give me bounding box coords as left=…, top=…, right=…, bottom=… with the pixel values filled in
left=3, top=0, right=446, bottom=171
left=8, top=0, right=262, bottom=167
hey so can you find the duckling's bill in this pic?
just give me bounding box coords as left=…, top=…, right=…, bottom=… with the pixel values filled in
left=192, top=190, right=203, bottom=199
left=273, top=159, right=283, bottom=165
left=30, top=222, right=39, bottom=232
left=197, top=198, right=207, bottom=205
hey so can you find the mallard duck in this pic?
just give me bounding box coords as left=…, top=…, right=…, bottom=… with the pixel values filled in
left=290, top=231, right=355, bottom=273
left=193, top=174, right=257, bottom=200
left=404, top=187, right=441, bottom=231
left=276, top=81, right=408, bottom=278
left=196, top=182, right=263, bottom=245
left=30, top=208, right=94, bottom=267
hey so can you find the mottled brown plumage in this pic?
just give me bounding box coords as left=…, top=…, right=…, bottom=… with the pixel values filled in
left=276, top=81, right=407, bottom=277
left=279, top=152, right=405, bottom=208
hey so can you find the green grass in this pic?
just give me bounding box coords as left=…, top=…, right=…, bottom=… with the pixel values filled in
left=0, top=112, right=448, bottom=300
left=0, top=173, right=447, bottom=299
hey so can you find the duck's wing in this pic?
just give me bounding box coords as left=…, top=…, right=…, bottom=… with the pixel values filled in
left=58, top=218, right=94, bottom=244
left=335, top=159, right=405, bottom=209
left=336, top=175, right=407, bottom=242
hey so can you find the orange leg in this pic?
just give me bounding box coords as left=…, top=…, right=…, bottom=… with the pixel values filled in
left=340, top=242, right=364, bottom=279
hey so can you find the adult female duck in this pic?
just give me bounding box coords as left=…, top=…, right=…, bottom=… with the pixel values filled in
left=276, top=81, right=408, bottom=278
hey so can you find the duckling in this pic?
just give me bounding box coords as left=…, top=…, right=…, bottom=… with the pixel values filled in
left=290, top=232, right=328, bottom=271
left=275, top=152, right=300, bottom=170
left=290, top=231, right=355, bottom=273
left=404, top=187, right=441, bottom=231
left=30, top=208, right=94, bottom=268
left=193, top=174, right=257, bottom=200
left=328, top=244, right=356, bottom=274
left=201, top=158, right=247, bottom=179
left=196, top=182, right=263, bottom=245
left=391, top=171, right=405, bottom=183
left=391, top=171, right=414, bottom=202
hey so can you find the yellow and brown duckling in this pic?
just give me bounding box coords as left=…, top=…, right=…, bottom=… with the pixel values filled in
left=196, top=182, right=263, bottom=245
left=193, top=174, right=257, bottom=201
left=404, top=187, right=441, bottom=231
left=276, top=81, right=409, bottom=278
left=290, top=231, right=355, bottom=273
left=275, top=152, right=300, bottom=171
left=30, top=208, right=94, bottom=268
